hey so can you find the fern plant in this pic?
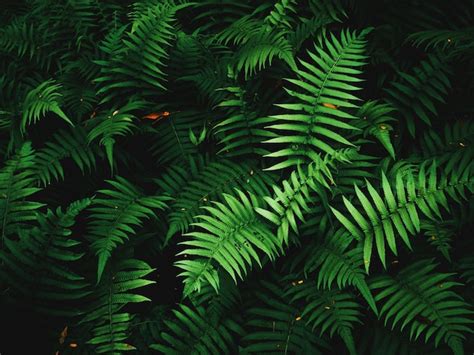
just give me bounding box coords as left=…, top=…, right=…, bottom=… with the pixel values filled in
left=0, top=0, right=473, bottom=353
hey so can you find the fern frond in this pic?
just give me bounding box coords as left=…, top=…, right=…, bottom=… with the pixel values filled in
left=88, top=176, right=169, bottom=282
left=332, top=161, right=473, bottom=271
left=176, top=190, right=279, bottom=296
left=0, top=142, right=44, bottom=241
left=408, top=28, right=474, bottom=52
left=149, top=109, right=203, bottom=165
left=303, top=228, right=378, bottom=314
left=0, top=198, right=91, bottom=316
left=87, top=99, right=146, bottom=172
left=81, top=258, right=155, bottom=353
left=286, top=281, right=363, bottom=355
left=353, top=100, right=397, bottom=159
left=241, top=278, right=331, bottom=353
left=370, top=259, right=474, bottom=354
left=151, top=303, right=243, bottom=354
left=214, top=86, right=275, bottom=157
left=21, top=79, right=73, bottom=133
left=166, top=159, right=275, bottom=243
left=384, top=54, right=452, bottom=136
left=264, top=28, right=371, bottom=170
left=256, top=156, right=333, bottom=245
left=34, top=127, right=98, bottom=186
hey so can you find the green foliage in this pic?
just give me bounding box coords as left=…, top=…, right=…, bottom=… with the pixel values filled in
left=80, top=258, right=155, bottom=353
left=0, top=142, right=44, bottom=240
left=0, top=198, right=91, bottom=316
left=0, top=1, right=473, bottom=353
left=264, top=28, right=370, bottom=170
left=370, top=260, right=474, bottom=355
left=88, top=176, right=169, bottom=282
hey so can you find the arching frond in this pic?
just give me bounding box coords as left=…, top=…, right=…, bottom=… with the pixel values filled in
left=286, top=281, right=363, bottom=355
left=34, top=127, right=98, bottom=186
left=384, top=54, right=452, bottom=137
left=151, top=303, right=243, bottom=354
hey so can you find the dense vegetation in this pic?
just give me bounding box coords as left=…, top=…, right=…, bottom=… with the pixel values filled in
left=0, top=0, right=473, bottom=353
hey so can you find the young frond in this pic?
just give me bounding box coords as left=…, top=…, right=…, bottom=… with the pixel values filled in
left=176, top=190, right=279, bottom=297
left=264, top=28, right=371, bottom=170
left=88, top=176, right=170, bottom=282
left=370, top=259, right=474, bottom=354
left=332, top=161, right=473, bottom=271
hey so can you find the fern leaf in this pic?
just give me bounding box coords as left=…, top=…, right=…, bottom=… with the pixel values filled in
left=21, top=79, right=73, bottom=133
left=332, top=161, right=473, bottom=271
left=264, top=28, right=371, bottom=170
left=370, top=259, right=474, bottom=354
left=88, top=176, right=169, bottom=282
left=176, top=190, right=279, bottom=296
left=0, top=142, right=44, bottom=241
left=81, top=258, right=155, bottom=353
left=0, top=199, right=91, bottom=317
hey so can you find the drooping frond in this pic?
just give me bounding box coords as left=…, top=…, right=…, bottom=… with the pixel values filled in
left=214, top=86, right=275, bottom=157
left=176, top=190, right=279, bottom=296
left=264, top=28, right=371, bottom=170
left=302, top=228, right=378, bottom=314
left=353, top=100, right=397, bottom=159
left=95, top=3, right=187, bottom=102
left=87, top=99, right=146, bottom=172
left=369, top=259, right=474, bottom=355
left=21, top=79, right=73, bottom=133
left=88, top=176, right=170, bottom=282
left=240, top=278, right=331, bottom=353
